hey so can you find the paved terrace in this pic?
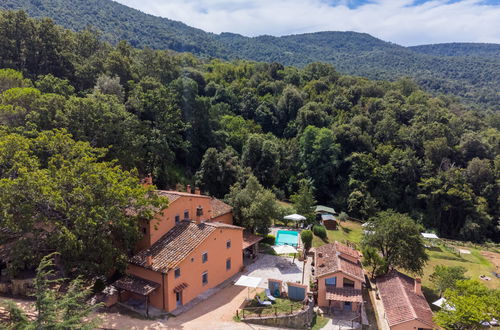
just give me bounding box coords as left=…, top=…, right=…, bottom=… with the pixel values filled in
left=98, top=252, right=312, bottom=329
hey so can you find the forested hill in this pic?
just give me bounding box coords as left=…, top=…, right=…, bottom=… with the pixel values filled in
left=410, top=43, right=500, bottom=59
left=0, top=11, right=499, bottom=253
left=1, top=0, right=499, bottom=107
left=0, top=0, right=227, bottom=57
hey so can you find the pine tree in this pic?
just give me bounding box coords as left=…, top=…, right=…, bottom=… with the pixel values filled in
left=2, top=253, right=102, bottom=329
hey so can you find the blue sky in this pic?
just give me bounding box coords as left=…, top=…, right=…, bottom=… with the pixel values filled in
left=114, top=0, right=500, bottom=45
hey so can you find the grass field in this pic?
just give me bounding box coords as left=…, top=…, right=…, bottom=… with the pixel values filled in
left=312, top=220, right=363, bottom=248
left=311, top=220, right=499, bottom=301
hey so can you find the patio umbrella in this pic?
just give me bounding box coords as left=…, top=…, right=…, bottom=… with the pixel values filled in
left=432, top=297, right=455, bottom=311
left=273, top=244, right=299, bottom=263
left=234, top=275, right=263, bottom=299
left=283, top=214, right=306, bottom=221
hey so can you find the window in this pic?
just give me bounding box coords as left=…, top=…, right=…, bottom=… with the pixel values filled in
left=142, top=227, right=147, bottom=234
left=226, top=240, right=231, bottom=249
left=226, top=258, right=231, bottom=270
left=196, top=206, right=203, bottom=216
left=202, top=272, right=208, bottom=285
left=325, top=276, right=337, bottom=287
left=202, top=252, right=208, bottom=263
left=184, top=210, right=189, bottom=219
left=343, top=278, right=355, bottom=288
left=174, top=267, right=181, bottom=278
left=175, top=215, right=180, bottom=224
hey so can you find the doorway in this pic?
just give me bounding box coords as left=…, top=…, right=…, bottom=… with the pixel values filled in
left=176, top=291, right=183, bottom=307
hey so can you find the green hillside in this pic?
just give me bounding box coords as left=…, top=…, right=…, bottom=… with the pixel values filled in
left=410, top=43, right=500, bottom=59
left=0, top=0, right=226, bottom=56
left=0, top=0, right=499, bottom=107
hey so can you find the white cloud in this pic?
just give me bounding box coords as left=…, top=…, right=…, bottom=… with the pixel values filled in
left=113, top=0, right=500, bottom=45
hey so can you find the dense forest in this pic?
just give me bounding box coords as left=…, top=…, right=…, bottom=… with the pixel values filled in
left=0, top=10, right=499, bottom=250
left=1, top=0, right=499, bottom=107
left=409, top=43, right=500, bottom=59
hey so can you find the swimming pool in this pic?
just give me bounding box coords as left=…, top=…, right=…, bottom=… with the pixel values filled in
left=276, top=230, right=299, bottom=246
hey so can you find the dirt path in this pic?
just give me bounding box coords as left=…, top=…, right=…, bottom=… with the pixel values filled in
left=99, top=284, right=278, bottom=329
left=2, top=289, right=278, bottom=330
left=481, top=250, right=500, bottom=272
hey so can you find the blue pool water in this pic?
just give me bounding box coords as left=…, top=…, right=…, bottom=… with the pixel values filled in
left=276, top=230, right=299, bottom=246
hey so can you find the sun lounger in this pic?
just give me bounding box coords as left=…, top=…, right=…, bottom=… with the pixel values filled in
left=256, top=295, right=272, bottom=306
left=265, top=288, right=276, bottom=301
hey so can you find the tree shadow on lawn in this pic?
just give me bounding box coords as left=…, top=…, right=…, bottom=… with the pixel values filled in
left=340, top=226, right=352, bottom=234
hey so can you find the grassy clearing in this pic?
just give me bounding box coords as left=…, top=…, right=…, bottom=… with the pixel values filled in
left=422, top=244, right=499, bottom=290
left=312, top=220, right=363, bottom=248
left=242, top=291, right=304, bottom=318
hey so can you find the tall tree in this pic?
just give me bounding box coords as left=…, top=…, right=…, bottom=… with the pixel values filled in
left=434, top=280, right=500, bottom=330
left=225, top=175, right=278, bottom=235
left=0, top=130, right=167, bottom=277
left=2, top=253, right=102, bottom=329
left=362, top=210, right=428, bottom=275
left=290, top=179, right=317, bottom=224
left=430, top=265, right=468, bottom=296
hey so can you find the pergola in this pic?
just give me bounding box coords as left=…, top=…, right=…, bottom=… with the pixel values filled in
left=114, top=275, right=160, bottom=317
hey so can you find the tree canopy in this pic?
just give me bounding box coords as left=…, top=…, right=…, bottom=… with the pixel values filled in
left=434, top=280, right=500, bottom=330
left=362, top=210, right=429, bottom=275
left=0, top=130, right=167, bottom=277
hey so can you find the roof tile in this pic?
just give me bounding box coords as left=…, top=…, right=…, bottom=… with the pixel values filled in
left=130, top=221, right=216, bottom=273
left=376, top=270, right=435, bottom=328
left=315, top=242, right=364, bottom=281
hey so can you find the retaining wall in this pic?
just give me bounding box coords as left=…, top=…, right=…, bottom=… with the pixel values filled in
left=243, top=298, right=315, bottom=329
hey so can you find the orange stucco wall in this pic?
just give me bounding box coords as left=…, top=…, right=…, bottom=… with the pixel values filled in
left=125, top=264, right=165, bottom=310
left=390, top=319, right=433, bottom=330
left=163, top=227, right=243, bottom=312
left=136, top=194, right=215, bottom=251
left=128, top=227, right=243, bottom=312
left=317, top=271, right=362, bottom=311
left=211, top=212, right=233, bottom=225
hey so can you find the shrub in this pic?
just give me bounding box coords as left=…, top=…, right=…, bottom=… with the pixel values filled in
left=262, top=234, right=275, bottom=245
left=313, top=225, right=328, bottom=240
left=301, top=230, right=313, bottom=251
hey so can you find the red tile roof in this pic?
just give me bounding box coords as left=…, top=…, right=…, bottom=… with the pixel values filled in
left=376, top=270, right=435, bottom=328
left=335, top=241, right=361, bottom=259
left=129, top=221, right=242, bottom=273
left=242, top=232, right=264, bottom=250
left=130, top=221, right=216, bottom=273
left=113, top=275, right=160, bottom=296
left=210, top=198, right=232, bottom=218
left=315, top=242, right=364, bottom=281
left=325, top=287, right=363, bottom=303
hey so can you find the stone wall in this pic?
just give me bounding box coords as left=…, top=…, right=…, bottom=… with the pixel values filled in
left=242, top=298, right=315, bottom=329
left=0, top=278, right=35, bottom=296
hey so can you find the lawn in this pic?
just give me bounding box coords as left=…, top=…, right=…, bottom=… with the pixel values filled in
left=312, top=220, right=363, bottom=248
left=422, top=244, right=499, bottom=291
left=241, top=291, right=305, bottom=318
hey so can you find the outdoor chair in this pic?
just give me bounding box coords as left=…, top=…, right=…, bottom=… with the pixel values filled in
left=256, top=295, right=272, bottom=306
left=265, top=288, right=276, bottom=302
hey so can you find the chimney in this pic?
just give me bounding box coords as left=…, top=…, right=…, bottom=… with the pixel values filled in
left=194, top=187, right=201, bottom=195
left=414, top=278, right=422, bottom=295
left=186, top=184, right=191, bottom=194
left=146, top=256, right=153, bottom=266
left=141, top=175, right=153, bottom=187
